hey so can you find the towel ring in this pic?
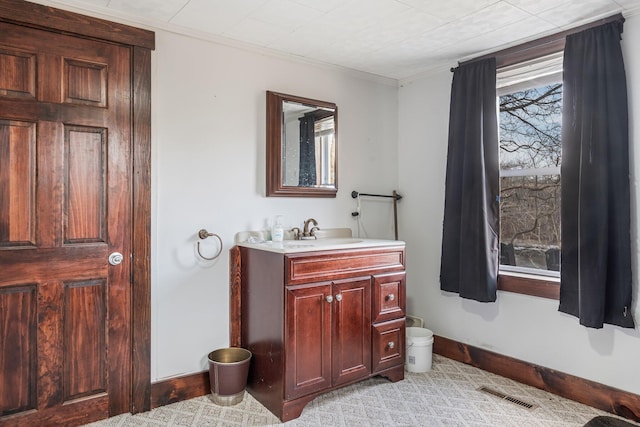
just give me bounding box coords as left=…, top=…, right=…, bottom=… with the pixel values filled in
left=197, top=229, right=223, bottom=260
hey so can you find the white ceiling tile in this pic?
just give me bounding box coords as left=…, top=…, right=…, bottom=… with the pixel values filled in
left=107, top=0, right=189, bottom=21
left=268, top=21, right=345, bottom=56
left=451, top=2, right=533, bottom=35
left=397, top=0, right=500, bottom=21
left=468, top=15, right=557, bottom=53
left=537, top=0, right=623, bottom=27
left=326, top=0, right=411, bottom=30
left=505, top=0, right=574, bottom=15
left=37, top=0, right=634, bottom=80
left=378, top=9, right=445, bottom=39
left=171, top=0, right=269, bottom=33
left=361, top=48, right=421, bottom=73
left=614, top=0, right=640, bottom=10
left=222, top=16, right=291, bottom=46
left=289, top=0, right=353, bottom=13
left=266, top=37, right=318, bottom=57
left=63, top=0, right=109, bottom=6
left=407, top=1, right=530, bottom=53
left=249, top=0, right=324, bottom=31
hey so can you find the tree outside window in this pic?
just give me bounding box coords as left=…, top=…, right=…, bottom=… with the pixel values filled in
left=499, top=82, right=562, bottom=275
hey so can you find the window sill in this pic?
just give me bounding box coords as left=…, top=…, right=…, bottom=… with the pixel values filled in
left=498, top=271, right=560, bottom=300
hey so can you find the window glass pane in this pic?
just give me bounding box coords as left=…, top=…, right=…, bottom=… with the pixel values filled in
left=499, top=84, right=562, bottom=170
left=500, top=174, right=560, bottom=271
left=314, top=117, right=335, bottom=186
left=499, top=83, right=562, bottom=274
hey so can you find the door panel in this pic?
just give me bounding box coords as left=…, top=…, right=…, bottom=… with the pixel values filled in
left=63, top=59, right=107, bottom=107
left=0, top=20, right=132, bottom=426
left=331, top=277, right=371, bottom=386
left=0, top=284, right=37, bottom=416
left=63, top=279, right=107, bottom=401
left=64, top=126, right=106, bottom=243
left=285, top=283, right=332, bottom=399
left=0, top=47, right=36, bottom=99
left=0, top=119, right=35, bottom=246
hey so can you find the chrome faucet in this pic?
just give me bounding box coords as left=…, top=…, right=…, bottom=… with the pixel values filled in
left=302, top=218, right=319, bottom=239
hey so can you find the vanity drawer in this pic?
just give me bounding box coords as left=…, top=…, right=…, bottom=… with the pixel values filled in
left=285, top=247, right=405, bottom=285
left=371, top=318, right=405, bottom=373
left=372, top=272, right=405, bottom=323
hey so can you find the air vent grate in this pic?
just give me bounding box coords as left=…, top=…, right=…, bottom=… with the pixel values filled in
left=477, top=386, right=536, bottom=410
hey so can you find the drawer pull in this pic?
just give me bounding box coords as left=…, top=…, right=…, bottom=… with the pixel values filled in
left=388, top=341, right=395, bottom=349
left=386, top=293, right=395, bottom=301
left=325, top=295, right=333, bottom=303
left=335, top=293, right=342, bottom=302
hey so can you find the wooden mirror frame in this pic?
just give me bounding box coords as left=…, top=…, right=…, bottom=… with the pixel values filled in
left=266, top=91, right=338, bottom=197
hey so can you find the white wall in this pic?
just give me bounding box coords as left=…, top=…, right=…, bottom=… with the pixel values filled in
left=38, top=0, right=640, bottom=393
left=398, top=14, right=640, bottom=395
left=151, top=30, right=399, bottom=380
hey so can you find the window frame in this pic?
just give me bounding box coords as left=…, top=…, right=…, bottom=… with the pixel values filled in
left=497, top=79, right=562, bottom=298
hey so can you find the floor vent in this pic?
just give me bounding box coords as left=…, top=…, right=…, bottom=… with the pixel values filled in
left=477, top=386, right=537, bottom=410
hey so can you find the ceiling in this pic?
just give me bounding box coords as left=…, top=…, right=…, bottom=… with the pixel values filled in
left=34, top=0, right=640, bottom=81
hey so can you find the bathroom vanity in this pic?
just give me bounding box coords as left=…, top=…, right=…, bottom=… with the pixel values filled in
left=229, top=237, right=406, bottom=422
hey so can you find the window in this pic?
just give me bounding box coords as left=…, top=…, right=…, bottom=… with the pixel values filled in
left=442, top=14, right=625, bottom=303
left=497, top=54, right=563, bottom=297
left=314, top=116, right=335, bottom=187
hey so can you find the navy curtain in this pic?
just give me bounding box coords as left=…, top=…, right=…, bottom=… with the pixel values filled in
left=298, top=116, right=316, bottom=187
left=559, top=21, right=635, bottom=328
left=440, top=58, right=500, bottom=302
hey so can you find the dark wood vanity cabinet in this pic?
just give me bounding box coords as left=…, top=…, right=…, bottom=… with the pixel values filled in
left=233, top=244, right=406, bottom=422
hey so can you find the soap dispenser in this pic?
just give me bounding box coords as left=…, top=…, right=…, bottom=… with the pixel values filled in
left=272, top=215, right=284, bottom=242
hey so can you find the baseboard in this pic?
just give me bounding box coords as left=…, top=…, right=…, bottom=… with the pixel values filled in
left=150, top=371, right=210, bottom=409
left=149, top=338, right=640, bottom=423
left=433, top=335, right=640, bottom=423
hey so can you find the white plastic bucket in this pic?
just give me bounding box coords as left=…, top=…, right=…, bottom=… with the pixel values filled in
left=406, top=327, right=433, bottom=373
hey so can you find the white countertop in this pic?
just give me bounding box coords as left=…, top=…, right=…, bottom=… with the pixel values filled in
left=236, top=237, right=405, bottom=254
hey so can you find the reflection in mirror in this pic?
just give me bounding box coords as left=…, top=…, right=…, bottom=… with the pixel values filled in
left=267, top=91, right=338, bottom=197
left=282, top=100, right=336, bottom=187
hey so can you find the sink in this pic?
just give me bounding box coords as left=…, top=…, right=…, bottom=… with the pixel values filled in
left=310, top=228, right=352, bottom=239
left=285, top=238, right=363, bottom=247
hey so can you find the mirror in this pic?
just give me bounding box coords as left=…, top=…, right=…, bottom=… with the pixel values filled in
left=266, top=91, right=337, bottom=197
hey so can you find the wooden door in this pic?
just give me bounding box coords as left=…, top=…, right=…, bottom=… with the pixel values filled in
left=331, top=277, right=371, bottom=386
left=0, top=20, right=132, bottom=426
left=285, top=283, right=331, bottom=400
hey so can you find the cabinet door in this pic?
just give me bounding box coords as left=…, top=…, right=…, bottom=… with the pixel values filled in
left=285, top=283, right=332, bottom=399
left=332, top=277, right=372, bottom=386
left=372, top=272, right=406, bottom=323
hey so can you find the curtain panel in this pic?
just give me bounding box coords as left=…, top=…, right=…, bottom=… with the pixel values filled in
left=440, top=58, right=500, bottom=302
left=298, top=116, right=316, bottom=187
left=559, top=21, right=635, bottom=328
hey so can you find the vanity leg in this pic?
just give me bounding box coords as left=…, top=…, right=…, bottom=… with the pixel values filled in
left=377, top=365, right=405, bottom=383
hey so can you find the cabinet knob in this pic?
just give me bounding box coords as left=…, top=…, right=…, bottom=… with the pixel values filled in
left=386, top=293, right=395, bottom=301
left=325, top=295, right=333, bottom=303
left=388, top=341, right=395, bottom=349
left=335, top=294, right=342, bottom=302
